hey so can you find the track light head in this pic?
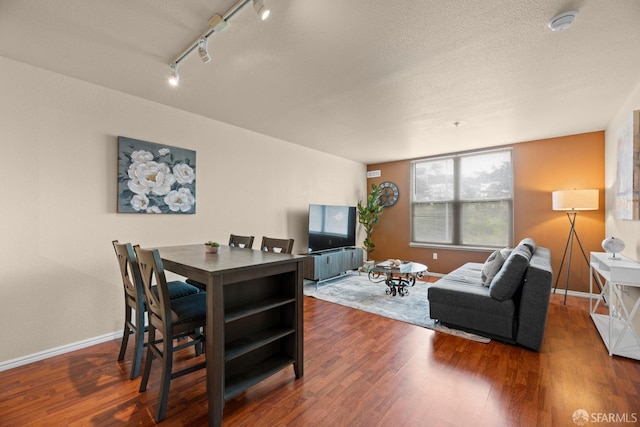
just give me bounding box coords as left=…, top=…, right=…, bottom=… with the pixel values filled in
left=253, top=0, right=270, bottom=20
left=198, top=38, right=211, bottom=63
left=168, top=63, right=179, bottom=86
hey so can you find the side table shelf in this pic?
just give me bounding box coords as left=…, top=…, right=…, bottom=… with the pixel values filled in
left=589, top=252, right=640, bottom=360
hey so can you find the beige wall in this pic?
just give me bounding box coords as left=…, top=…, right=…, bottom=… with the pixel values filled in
left=0, top=56, right=366, bottom=365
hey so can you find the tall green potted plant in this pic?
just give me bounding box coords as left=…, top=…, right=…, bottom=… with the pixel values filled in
left=357, top=183, right=384, bottom=258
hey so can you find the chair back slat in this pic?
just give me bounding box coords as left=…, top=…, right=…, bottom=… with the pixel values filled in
left=112, top=240, right=144, bottom=304
left=260, top=237, right=294, bottom=254
left=134, top=246, right=171, bottom=331
left=229, top=234, right=255, bottom=249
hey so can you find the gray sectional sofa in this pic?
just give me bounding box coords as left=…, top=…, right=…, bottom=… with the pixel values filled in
left=427, top=238, right=553, bottom=351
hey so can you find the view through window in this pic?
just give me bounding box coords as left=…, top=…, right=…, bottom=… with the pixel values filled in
left=411, top=149, right=513, bottom=248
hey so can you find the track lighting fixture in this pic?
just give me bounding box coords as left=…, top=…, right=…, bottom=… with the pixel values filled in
left=253, top=0, right=270, bottom=21
left=198, top=38, right=211, bottom=63
left=168, top=63, right=179, bottom=86
left=167, top=0, right=271, bottom=86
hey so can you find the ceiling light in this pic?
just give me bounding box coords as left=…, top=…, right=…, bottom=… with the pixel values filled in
left=548, top=11, right=578, bottom=32
left=167, top=0, right=272, bottom=86
left=198, top=38, right=211, bottom=63
left=168, top=64, right=179, bottom=86
left=253, top=0, right=270, bottom=20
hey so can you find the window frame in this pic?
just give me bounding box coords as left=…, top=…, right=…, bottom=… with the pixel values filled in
left=410, top=148, right=514, bottom=250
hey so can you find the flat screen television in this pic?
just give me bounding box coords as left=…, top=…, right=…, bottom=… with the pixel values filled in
left=308, top=204, right=357, bottom=252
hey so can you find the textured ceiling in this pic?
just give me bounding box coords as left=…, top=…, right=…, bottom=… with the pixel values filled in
left=1, top=0, right=639, bottom=164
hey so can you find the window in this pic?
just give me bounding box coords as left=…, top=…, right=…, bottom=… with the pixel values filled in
left=411, top=149, right=513, bottom=248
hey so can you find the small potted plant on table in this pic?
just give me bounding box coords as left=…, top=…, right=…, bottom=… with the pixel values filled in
left=205, top=241, right=220, bottom=254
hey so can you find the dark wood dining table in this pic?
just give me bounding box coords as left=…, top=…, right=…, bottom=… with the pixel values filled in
left=157, top=244, right=305, bottom=427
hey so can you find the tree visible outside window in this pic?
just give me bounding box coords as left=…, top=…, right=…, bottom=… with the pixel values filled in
left=412, top=149, right=513, bottom=248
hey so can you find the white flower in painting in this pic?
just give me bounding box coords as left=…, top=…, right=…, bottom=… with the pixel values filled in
left=127, top=162, right=139, bottom=180
left=127, top=161, right=175, bottom=195
left=146, top=206, right=162, bottom=213
left=158, top=148, right=171, bottom=156
left=173, top=163, right=195, bottom=184
left=164, top=188, right=195, bottom=212
left=131, top=150, right=154, bottom=163
left=130, top=194, right=149, bottom=211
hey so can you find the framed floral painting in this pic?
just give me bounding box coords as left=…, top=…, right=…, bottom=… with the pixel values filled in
left=117, top=136, right=196, bottom=214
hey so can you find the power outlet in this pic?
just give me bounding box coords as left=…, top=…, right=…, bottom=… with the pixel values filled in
left=433, top=253, right=438, bottom=260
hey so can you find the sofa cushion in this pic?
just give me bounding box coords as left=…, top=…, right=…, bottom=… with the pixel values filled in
left=481, top=249, right=510, bottom=287
left=434, top=262, right=484, bottom=287
left=489, top=245, right=532, bottom=301
left=428, top=263, right=518, bottom=340
left=429, top=264, right=514, bottom=318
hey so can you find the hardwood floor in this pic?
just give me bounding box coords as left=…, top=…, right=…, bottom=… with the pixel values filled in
left=1, top=292, right=639, bottom=426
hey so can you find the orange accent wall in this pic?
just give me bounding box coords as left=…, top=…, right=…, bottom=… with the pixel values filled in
left=366, top=131, right=605, bottom=293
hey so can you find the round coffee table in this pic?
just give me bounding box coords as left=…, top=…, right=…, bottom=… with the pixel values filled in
left=367, top=261, right=428, bottom=296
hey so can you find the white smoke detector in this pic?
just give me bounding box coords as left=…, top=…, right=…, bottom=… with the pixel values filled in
left=548, top=11, right=578, bottom=32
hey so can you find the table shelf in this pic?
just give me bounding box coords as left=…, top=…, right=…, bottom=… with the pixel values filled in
left=225, top=326, right=295, bottom=361
left=224, top=354, right=296, bottom=400
left=590, top=252, right=640, bottom=361
left=591, top=313, right=640, bottom=359
left=225, top=297, right=295, bottom=323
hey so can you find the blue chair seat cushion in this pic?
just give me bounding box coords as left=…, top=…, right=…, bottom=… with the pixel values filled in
left=167, top=281, right=200, bottom=298
left=151, top=281, right=200, bottom=300
left=169, top=292, right=207, bottom=325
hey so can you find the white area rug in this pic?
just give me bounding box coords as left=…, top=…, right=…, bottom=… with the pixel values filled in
left=304, top=273, right=490, bottom=343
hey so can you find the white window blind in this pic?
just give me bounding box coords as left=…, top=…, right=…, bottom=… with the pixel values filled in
left=412, top=149, right=513, bottom=248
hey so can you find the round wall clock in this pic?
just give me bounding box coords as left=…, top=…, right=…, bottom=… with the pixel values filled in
left=379, top=181, right=399, bottom=207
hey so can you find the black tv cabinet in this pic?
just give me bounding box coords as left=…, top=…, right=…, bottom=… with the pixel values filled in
left=304, top=247, right=363, bottom=281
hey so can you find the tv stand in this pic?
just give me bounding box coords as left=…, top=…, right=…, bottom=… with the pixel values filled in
left=304, top=247, right=363, bottom=281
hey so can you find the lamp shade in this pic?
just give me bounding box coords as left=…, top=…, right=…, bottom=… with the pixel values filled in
left=552, top=189, right=599, bottom=211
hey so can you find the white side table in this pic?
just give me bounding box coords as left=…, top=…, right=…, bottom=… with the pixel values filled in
left=589, top=252, right=640, bottom=360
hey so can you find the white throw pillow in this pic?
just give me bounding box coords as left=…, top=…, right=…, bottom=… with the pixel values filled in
left=481, top=248, right=510, bottom=287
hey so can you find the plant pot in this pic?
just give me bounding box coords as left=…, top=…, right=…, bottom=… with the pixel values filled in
left=206, top=246, right=219, bottom=254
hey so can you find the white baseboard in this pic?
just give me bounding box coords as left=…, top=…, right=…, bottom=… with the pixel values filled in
left=0, top=331, right=122, bottom=373
left=552, top=288, right=591, bottom=299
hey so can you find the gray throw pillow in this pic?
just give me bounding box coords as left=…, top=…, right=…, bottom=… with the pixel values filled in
left=517, top=237, right=537, bottom=254
left=489, top=245, right=532, bottom=301
left=481, top=249, right=508, bottom=287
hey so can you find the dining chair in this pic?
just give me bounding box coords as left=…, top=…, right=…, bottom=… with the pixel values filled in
left=260, top=236, right=295, bottom=254
left=228, top=234, right=254, bottom=249
left=112, top=240, right=200, bottom=380
left=134, top=246, right=207, bottom=423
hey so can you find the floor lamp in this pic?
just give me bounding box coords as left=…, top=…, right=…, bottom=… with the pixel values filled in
left=552, top=189, right=599, bottom=305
